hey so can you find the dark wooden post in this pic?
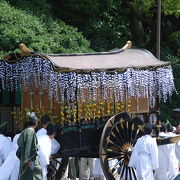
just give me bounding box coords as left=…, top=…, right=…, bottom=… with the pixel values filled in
left=156, top=0, right=161, bottom=59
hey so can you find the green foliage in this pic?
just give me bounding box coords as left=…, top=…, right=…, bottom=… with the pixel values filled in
left=51, top=0, right=112, bottom=30
left=129, top=0, right=156, bottom=15
left=129, top=0, right=180, bottom=17
left=169, top=31, right=180, bottom=56
left=0, top=0, right=179, bottom=123
left=0, top=1, right=92, bottom=58
left=87, top=4, right=132, bottom=51
left=7, top=0, right=53, bottom=16
left=159, top=48, right=180, bottom=124
left=162, top=0, right=180, bottom=17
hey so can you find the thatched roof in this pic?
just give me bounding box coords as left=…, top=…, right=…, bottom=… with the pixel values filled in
left=2, top=41, right=170, bottom=72
left=47, top=48, right=170, bottom=71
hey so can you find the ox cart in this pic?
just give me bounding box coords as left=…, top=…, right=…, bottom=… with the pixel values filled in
left=0, top=41, right=179, bottom=180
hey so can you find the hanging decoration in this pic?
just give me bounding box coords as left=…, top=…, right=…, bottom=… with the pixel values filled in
left=0, top=55, right=176, bottom=125
left=0, top=56, right=176, bottom=102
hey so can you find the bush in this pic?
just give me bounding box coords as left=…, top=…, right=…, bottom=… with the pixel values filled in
left=0, top=1, right=93, bottom=58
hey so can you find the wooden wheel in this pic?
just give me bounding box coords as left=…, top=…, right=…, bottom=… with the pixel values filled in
left=99, top=112, right=143, bottom=180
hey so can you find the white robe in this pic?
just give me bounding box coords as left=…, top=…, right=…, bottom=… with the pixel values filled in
left=0, top=134, right=12, bottom=162
left=51, top=138, right=60, bottom=154
left=166, top=132, right=179, bottom=179
left=154, top=132, right=170, bottom=180
left=37, top=128, right=60, bottom=154
left=176, top=140, right=180, bottom=165
left=0, top=134, right=20, bottom=180
left=36, top=128, right=47, bottom=137
left=0, top=134, right=13, bottom=180
left=128, top=135, right=159, bottom=180
left=38, top=134, right=52, bottom=180
left=93, top=158, right=106, bottom=180
left=10, top=134, right=20, bottom=180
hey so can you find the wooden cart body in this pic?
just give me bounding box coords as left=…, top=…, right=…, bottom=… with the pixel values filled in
left=0, top=42, right=178, bottom=179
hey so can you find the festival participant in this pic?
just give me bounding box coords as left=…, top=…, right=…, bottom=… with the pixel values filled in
left=9, top=132, right=21, bottom=180
left=0, top=122, right=12, bottom=165
left=0, top=122, right=30, bottom=180
left=175, top=124, right=180, bottom=171
left=68, top=157, right=78, bottom=180
left=79, top=158, right=95, bottom=180
left=0, top=131, right=21, bottom=180
left=158, top=122, right=168, bottom=137
left=175, top=139, right=180, bottom=171
left=16, top=112, right=42, bottom=180
left=0, top=122, right=13, bottom=179
left=166, top=123, right=179, bottom=179
left=38, top=122, right=57, bottom=180
left=10, top=122, right=30, bottom=180
left=128, top=123, right=159, bottom=180
left=167, top=123, right=175, bottom=136
left=176, top=125, right=180, bottom=134
left=36, top=114, right=51, bottom=136
left=93, top=158, right=106, bottom=180
left=36, top=115, right=60, bottom=154
left=154, top=122, right=169, bottom=180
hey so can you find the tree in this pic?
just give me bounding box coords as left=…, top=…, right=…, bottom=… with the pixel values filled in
left=51, top=0, right=112, bottom=31
left=0, top=0, right=92, bottom=58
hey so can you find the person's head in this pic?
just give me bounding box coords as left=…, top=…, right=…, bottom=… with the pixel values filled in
left=176, top=125, right=180, bottom=134
left=167, top=123, right=173, bottom=132
left=41, top=114, right=51, bottom=129
left=144, top=123, right=153, bottom=135
left=28, top=112, right=38, bottom=129
left=46, top=123, right=57, bottom=139
left=160, top=122, right=167, bottom=133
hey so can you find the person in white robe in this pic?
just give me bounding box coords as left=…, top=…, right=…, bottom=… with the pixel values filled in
left=38, top=122, right=57, bottom=180
left=79, top=158, right=95, bottom=180
left=10, top=133, right=21, bottom=180
left=93, top=158, right=106, bottom=180
left=36, top=115, right=60, bottom=154
left=0, top=134, right=20, bottom=180
left=175, top=124, right=180, bottom=172
left=0, top=124, right=12, bottom=164
left=175, top=139, right=180, bottom=171
left=128, top=123, right=159, bottom=180
left=166, top=123, right=179, bottom=179
left=0, top=122, right=30, bottom=180
left=36, top=114, right=51, bottom=137
left=0, top=123, right=13, bottom=180
left=9, top=122, right=30, bottom=180
left=51, top=138, right=60, bottom=154
left=154, top=122, right=170, bottom=180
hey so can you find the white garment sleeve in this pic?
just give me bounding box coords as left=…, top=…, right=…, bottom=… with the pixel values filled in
left=0, top=151, right=18, bottom=179
left=51, top=138, right=60, bottom=154
left=150, top=138, right=159, bottom=170
left=175, top=140, right=180, bottom=162
left=38, top=137, right=51, bottom=166
left=128, top=139, right=140, bottom=168
left=0, top=142, right=3, bottom=166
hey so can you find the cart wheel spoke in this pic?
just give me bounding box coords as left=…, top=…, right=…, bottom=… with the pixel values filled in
left=99, top=113, right=142, bottom=180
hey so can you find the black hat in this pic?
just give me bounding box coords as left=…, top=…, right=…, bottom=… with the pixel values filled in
left=41, top=114, right=51, bottom=125
left=144, top=123, right=153, bottom=135
left=46, top=123, right=57, bottom=136
left=167, top=123, right=173, bottom=132
left=160, top=122, right=167, bottom=132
